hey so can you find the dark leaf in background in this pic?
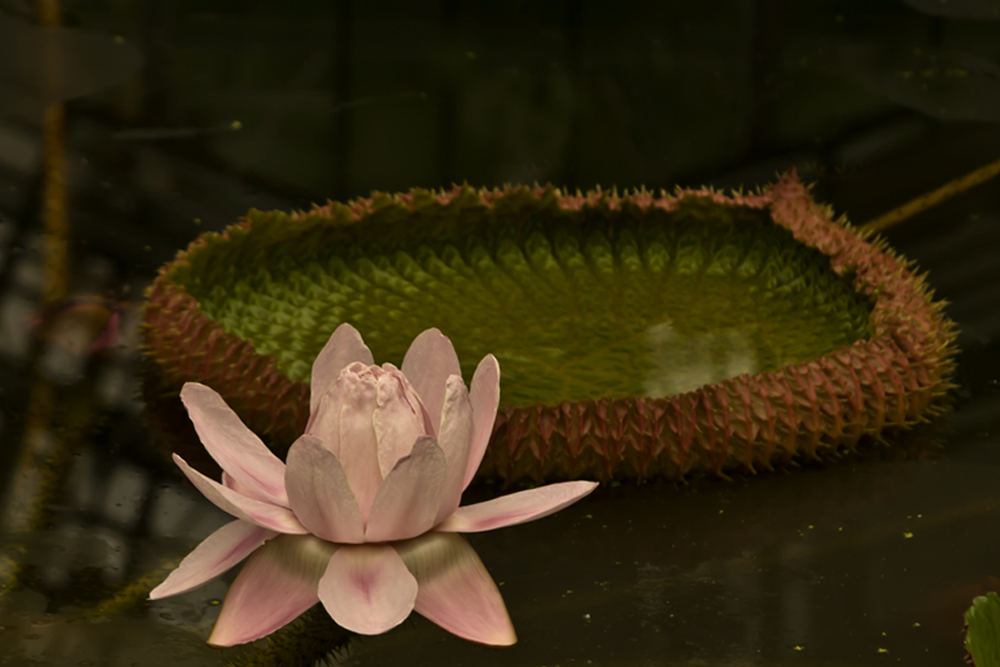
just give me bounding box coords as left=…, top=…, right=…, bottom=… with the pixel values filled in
left=902, top=0, right=1000, bottom=20
left=839, top=43, right=1000, bottom=122
left=0, top=16, right=142, bottom=117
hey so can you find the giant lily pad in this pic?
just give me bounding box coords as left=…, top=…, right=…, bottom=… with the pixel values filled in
left=141, top=170, right=956, bottom=482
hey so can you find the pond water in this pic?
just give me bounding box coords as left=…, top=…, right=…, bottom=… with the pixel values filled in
left=1, top=1, right=1000, bottom=666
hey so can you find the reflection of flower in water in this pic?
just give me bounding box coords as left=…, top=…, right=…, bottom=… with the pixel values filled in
left=643, top=322, right=758, bottom=397
left=149, top=324, right=597, bottom=647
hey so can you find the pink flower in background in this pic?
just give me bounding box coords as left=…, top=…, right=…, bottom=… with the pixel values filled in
left=149, top=324, right=598, bottom=647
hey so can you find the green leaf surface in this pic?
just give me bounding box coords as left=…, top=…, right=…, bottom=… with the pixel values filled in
left=966, top=592, right=1000, bottom=667
left=181, top=198, right=873, bottom=408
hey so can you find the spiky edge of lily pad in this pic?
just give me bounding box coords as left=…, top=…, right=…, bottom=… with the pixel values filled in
left=141, top=169, right=957, bottom=483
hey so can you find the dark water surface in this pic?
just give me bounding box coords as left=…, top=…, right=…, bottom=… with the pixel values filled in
left=1, top=1, right=1000, bottom=665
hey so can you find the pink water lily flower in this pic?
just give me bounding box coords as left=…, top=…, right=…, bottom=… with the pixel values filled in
left=149, top=324, right=598, bottom=647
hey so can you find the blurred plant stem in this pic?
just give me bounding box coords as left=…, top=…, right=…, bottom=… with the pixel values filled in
left=40, top=103, right=68, bottom=304
left=38, top=0, right=69, bottom=304
left=0, top=0, right=68, bottom=594
left=863, top=154, right=1000, bottom=234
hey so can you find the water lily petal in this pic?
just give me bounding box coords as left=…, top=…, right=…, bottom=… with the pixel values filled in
left=173, top=454, right=308, bottom=535
left=208, top=534, right=337, bottom=647
left=318, top=544, right=418, bottom=635
left=395, top=532, right=515, bottom=646
left=305, top=362, right=364, bottom=456
left=285, top=434, right=365, bottom=544
left=463, top=354, right=500, bottom=490
left=338, top=373, right=384, bottom=522
left=437, top=481, right=598, bottom=533
left=434, top=375, right=474, bottom=524
left=222, top=471, right=272, bottom=503
left=366, top=436, right=447, bottom=542
left=400, top=328, right=461, bottom=435
left=149, top=520, right=274, bottom=599
left=372, top=368, right=428, bottom=478
left=180, top=382, right=289, bottom=507
left=310, top=323, right=373, bottom=416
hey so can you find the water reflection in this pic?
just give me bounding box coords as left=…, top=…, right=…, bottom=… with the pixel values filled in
left=336, top=454, right=998, bottom=666
left=644, top=321, right=759, bottom=398
left=0, top=587, right=222, bottom=666
left=0, top=452, right=230, bottom=666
